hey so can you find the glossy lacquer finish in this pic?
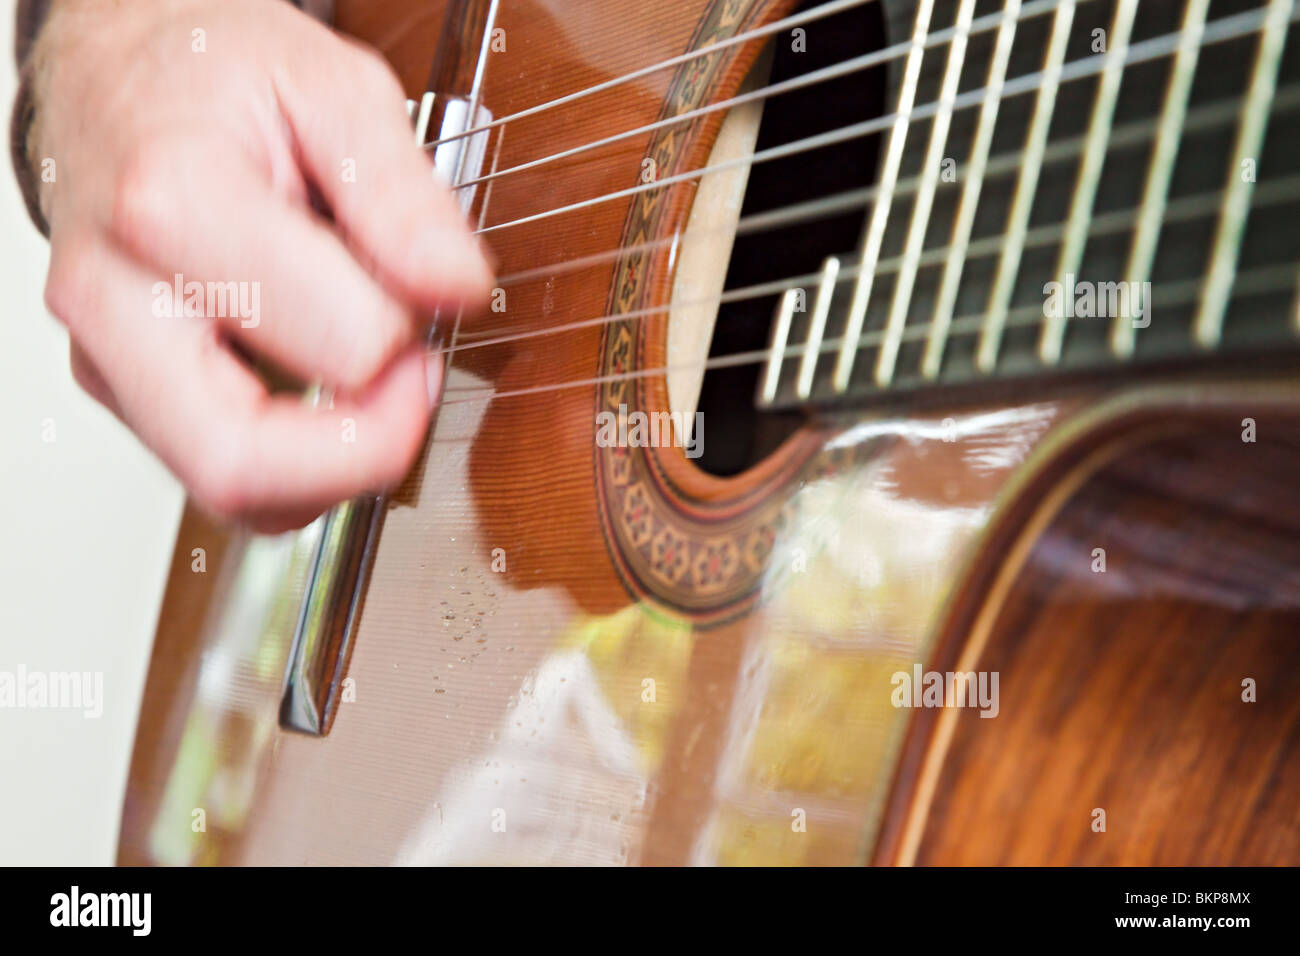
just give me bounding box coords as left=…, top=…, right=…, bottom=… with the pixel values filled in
left=118, top=0, right=1300, bottom=865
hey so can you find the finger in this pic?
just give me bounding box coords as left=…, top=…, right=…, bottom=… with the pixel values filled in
left=108, top=144, right=420, bottom=393
left=235, top=503, right=347, bottom=537
left=46, top=235, right=437, bottom=523
left=273, top=38, right=494, bottom=311
left=68, top=341, right=122, bottom=417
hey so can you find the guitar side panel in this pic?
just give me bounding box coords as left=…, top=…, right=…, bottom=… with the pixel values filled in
left=875, top=391, right=1300, bottom=865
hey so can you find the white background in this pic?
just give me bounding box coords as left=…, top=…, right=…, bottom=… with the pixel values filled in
left=0, top=1, right=183, bottom=864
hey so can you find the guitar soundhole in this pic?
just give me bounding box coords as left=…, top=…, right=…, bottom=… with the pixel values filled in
left=692, top=0, right=887, bottom=476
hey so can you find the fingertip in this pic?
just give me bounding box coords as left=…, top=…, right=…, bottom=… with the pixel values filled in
left=345, top=344, right=435, bottom=489
left=399, top=225, right=495, bottom=311
left=425, top=348, right=445, bottom=409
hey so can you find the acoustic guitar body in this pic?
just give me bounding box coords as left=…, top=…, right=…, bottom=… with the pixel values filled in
left=118, top=0, right=1300, bottom=865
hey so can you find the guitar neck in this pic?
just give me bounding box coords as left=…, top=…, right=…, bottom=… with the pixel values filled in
left=759, top=0, right=1300, bottom=412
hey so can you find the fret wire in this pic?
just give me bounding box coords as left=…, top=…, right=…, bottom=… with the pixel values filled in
left=1112, top=0, right=1211, bottom=360
left=831, top=0, right=938, bottom=394
left=1038, top=0, right=1138, bottom=366
left=952, top=265, right=1296, bottom=347
left=486, top=79, right=1289, bottom=295
left=874, top=174, right=1300, bottom=309
left=1194, top=0, right=1295, bottom=349
left=437, top=264, right=1300, bottom=409
left=442, top=172, right=1300, bottom=417
left=431, top=7, right=1300, bottom=371
left=904, top=174, right=1300, bottom=304
left=762, top=289, right=799, bottom=403
left=876, top=0, right=978, bottom=388
left=797, top=257, right=842, bottom=398
left=472, top=4, right=1286, bottom=240
left=976, top=0, right=1076, bottom=374
left=922, top=0, right=1022, bottom=382
left=448, top=164, right=1300, bottom=369
left=961, top=174, right=1300, bottom=280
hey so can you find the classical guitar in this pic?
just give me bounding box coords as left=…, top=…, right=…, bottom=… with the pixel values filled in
left=120, top=0, right=1300, bottom=865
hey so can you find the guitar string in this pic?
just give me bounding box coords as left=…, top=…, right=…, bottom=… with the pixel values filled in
left=480, top=83, right=1294, bottom=294
left=462, top=5, right=1291, bottom=238
left=420, top=0, right=881, bottom=151
left=416, top=6, right=1299, bottom=406
left=434, top=13, right=1294, bottom=360
left=434, top=260, right=1300, bottom=408
left=444, top=0, right=1077, bottom=193
left=922, top=0, right=1024, bottom=379
left=872, top=0, right=980, bottom=389
left=441, top=0, right=502, bottom=369
left=972, top=0, right=1078, bottom=375
left=432, top=2, right=1290, bottom=378
left=442, top=171, right=1300, bottom=359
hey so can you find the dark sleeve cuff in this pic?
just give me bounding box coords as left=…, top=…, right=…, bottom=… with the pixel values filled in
left=14, top=0, right=53, bottom=67
left=10, top=66, right=45, bottom=235
left=11, top=0, right=53, bottom=235
left=10, top=0, right=336, bottom=239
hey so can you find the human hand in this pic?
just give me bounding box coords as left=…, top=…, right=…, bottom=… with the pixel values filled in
left=29, top=0, right=492, bottom=531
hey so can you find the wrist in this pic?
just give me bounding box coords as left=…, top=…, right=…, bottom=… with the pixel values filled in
left=11, top=0, right=64, bottom=236
left=11, top=0, right=112, bottom=236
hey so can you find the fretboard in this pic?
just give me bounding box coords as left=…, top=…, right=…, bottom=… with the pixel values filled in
left=757, top=0, right=1300, bottom=411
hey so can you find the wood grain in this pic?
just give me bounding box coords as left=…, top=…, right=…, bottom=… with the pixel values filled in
left=877, top=415, right=1300, bottom=865
left=116, top=0, right=1300, bottom=866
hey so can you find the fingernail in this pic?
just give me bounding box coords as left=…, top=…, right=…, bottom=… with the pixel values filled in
left=426, top=349, right=445, bottom=408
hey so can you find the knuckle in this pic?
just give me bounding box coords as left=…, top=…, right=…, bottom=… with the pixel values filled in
left=109, top=142, right=172, bottom=243
left=43, top=235, right=97, bottom=328
left=43, top=273, right=75, bottom=326
left=354, top=52, right=404, bottom=102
